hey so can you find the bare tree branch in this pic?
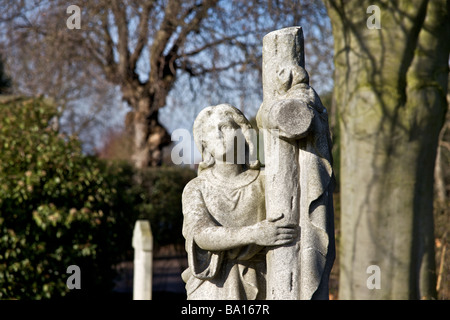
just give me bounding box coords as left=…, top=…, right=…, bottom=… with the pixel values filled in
left=166, top=0, right=219, bottom=58
left=111, top=0, right=130, bottom=78
left=99, top=11, right=118, bottom=80
left=129, top=1, right=153, bottom=72
left=0, top=0, right=333, bottom=165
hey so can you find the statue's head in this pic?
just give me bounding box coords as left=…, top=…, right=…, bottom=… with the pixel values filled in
left=193, top=104, right=260, bottom=173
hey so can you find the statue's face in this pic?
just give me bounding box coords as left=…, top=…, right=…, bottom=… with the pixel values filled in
left=204, top=113, right=244, bottom=164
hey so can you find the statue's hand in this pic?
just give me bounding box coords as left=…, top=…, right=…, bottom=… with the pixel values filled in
left=251, top=218, right=298, bottom=247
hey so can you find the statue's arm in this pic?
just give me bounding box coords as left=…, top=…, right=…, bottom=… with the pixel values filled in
left=195, top=220, right=298, bottom=251
left=182, top=181, right=251, bottom=251
left=182, top=180, right=298, bottom=252
left=194, top=225, right=257, bottom=251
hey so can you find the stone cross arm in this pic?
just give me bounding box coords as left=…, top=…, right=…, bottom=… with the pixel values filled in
left=257, top=98, right=314, bottom=141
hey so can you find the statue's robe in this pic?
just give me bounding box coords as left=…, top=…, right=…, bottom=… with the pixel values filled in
left=181, top=169, right=266, bottom=300
left=257, top=81, right=336, bottom=299
left=283, top=83, right=335, bottom=299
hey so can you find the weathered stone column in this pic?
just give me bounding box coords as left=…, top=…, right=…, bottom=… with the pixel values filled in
left=132, top=220, right=153, bottom=300
left=258, top=26, right=335, bottom=300
left=257, top=27, right=311, bottom=300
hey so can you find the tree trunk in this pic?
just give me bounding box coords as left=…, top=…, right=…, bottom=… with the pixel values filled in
left=325, top=0, right=449, bottom=299
left=125, top=95, right=171, bottom=169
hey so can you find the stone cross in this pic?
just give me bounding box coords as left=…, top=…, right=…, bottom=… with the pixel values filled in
left=132, top=220, right=153, bottom=300
left=257, top=27, right=335, bottom=300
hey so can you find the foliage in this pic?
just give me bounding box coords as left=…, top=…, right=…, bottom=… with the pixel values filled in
left=0, top=96, right=140, bottom=299
left=136, top=166, right=196, bottom=248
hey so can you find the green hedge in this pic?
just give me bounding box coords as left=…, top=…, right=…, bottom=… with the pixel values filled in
left=0, top=96, right=195, bottom=299
left=136, top=166, right=196, bottom=247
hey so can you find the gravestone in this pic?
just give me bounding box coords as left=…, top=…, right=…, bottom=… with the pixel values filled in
left=132, top=220, right=153, bottom=300
left=181, top=27, right=335, bottom=300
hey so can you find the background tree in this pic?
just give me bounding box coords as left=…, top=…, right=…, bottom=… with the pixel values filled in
left=0, top=55, right=11, bottom=94
left=324, top=0, right=449, bottom=299
left=0, top=0, right=332, bottom=168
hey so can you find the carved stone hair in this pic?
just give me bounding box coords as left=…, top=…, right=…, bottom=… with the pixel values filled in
left=193, top=104, right=260, bottom=174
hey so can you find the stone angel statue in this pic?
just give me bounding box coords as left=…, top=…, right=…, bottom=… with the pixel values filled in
left=181, top=104, right=298, bottom=300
